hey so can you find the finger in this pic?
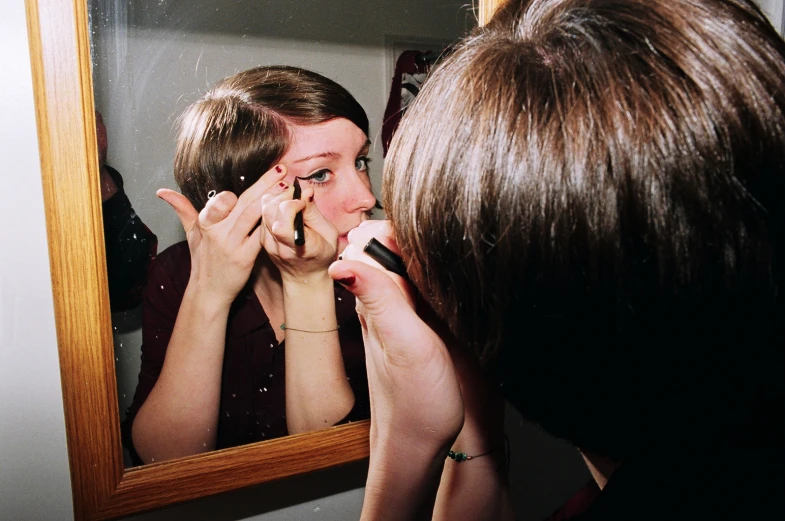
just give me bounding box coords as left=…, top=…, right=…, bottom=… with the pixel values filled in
left=329, top=259, right=415, bottom=317
left=241, top=224, right=265, bottom=258
left=339, top=245, right=415, bottom=306
left=346, top=220, right=398, bottom=253
left=198, top=191, right=237, bottom=228
left=328, top=260, right=434, bottom=365
left=234, top=179, right=289, bottom=237
left=300, top=187, right=339, bottom=245
left=355, top=219, right=394, bottom=233
left=341, top=243, right=385, bottom=270
left=234, top=164, right=288, bottom=212
left=269, top=199, right=306, bottom=249
left=259, top=189, right=295, bottom=252
left=157, top=189, right=199, bottom=234
left=261, top=188, right=295, bottom=233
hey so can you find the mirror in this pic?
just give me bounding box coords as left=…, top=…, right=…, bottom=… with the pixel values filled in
left=87, top=0, right=475, bottom=468
left=27, top=0, right=491, bottom=519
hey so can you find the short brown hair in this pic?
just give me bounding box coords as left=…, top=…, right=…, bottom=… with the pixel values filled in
left=175, top=65, right=369, bottom=210
left=384, top=0, right=785, bottom=457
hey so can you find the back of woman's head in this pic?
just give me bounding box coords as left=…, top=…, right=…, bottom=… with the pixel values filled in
left=385, top=0, right=785, bottom=458
left=175, top=65, right=369, bottom=210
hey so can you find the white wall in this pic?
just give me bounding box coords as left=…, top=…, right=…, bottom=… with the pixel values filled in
left=757, top=0, right=785, bottom=32
left=0, top=2, right=74, bottom=520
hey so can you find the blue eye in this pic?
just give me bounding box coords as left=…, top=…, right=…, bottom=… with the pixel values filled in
left=355, top=156, right=370, bottom=172
left=300, top=169, right=331, bottom=184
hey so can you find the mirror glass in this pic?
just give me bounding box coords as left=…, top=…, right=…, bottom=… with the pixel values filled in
left=88, top=0, right=475, bottom=468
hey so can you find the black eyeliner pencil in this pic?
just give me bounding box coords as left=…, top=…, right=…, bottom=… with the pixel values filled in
left=363, top=238, right=409, bottom=281
left=293, top=178, right=305, bottom=246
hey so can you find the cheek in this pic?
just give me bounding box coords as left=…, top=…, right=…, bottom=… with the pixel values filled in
left=313, top=198, right=341, bottom=225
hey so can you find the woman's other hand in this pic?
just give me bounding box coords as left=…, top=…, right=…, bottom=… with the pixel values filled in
left=156, top=164, right=287, bottom=305
left=260, top=184, right=339, bottom=283
left=338, top=220, right=416, bottom=305
left=333, top=220, right=462, bottom=443
left=329, top=225, right=464, bottom=521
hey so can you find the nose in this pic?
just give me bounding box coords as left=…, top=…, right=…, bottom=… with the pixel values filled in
left=345, top=171, right=377, bottom=214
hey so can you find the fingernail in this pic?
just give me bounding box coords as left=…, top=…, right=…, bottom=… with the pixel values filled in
left=279, top=181, right=288, bottom=189
left=275, top=165, right=283, bottom=174
left=335, top=276, right=355, bottom=287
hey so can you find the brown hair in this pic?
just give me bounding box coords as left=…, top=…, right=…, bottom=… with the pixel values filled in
left=384, top=0, right=785, bottom=457
left=175, top=65, right=369, bottom=210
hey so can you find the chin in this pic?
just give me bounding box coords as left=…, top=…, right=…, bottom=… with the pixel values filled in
left=337, top=235, right=349, bottom=254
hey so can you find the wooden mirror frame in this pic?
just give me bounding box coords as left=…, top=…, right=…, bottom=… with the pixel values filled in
left=25, top=0, right=502, bottom=519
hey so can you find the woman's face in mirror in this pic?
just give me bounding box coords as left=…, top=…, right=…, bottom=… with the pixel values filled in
left=280, top=118, right=377, bottom=253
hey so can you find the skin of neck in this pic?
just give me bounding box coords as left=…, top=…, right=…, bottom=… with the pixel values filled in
left=252, top=254, right=285, bottom=333
left=580, top=450, right=622, bottom=490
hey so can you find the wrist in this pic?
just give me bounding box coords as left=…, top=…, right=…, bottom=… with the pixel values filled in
left=182, top=283, right=234, bottom=318
left=371, top=423, right=458, bottom=477
left=282, top=270, right=334, bottom=296
left=282, top=271, right=339, bottom=332
left=363, top=436, right=450, bottom=521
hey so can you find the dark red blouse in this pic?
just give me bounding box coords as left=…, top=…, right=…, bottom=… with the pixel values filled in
left=122, top=242, right=369, bottom=464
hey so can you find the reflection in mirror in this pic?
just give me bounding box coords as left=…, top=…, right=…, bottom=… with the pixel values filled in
left=88, top=0, right=475, bottom=468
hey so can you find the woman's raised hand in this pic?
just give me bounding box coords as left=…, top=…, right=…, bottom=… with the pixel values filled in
left=329, top=223, right=464, bottom=520
left=260, top=184, right=339, bottom=282
left=156, top=165, right=288, bottom=305
left=329, top=222, right=464, bottom=455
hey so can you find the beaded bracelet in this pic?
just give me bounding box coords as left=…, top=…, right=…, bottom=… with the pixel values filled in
left=447, top=448, right=495, bottom=462
left=280, top=323, right=340, bottom=333
left=448, top=435, right=511, bottom=466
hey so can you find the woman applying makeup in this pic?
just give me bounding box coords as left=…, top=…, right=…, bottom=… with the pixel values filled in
left=332, top=0, right=785, bottom=519
left=123, top=66, right=376, bottom=465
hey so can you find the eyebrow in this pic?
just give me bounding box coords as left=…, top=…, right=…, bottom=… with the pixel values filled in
left=292, top=140, right=371, bottom=164
left=293, top=151, right=340, bottom=164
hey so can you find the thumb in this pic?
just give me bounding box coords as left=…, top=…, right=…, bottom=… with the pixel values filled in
left=329, top=259, right=446, bottom=371
left=329, top=259, right=416, bottom=328
left=301, top=187, right=338, bottom=243
left=157, top=189, right=198, bottom=234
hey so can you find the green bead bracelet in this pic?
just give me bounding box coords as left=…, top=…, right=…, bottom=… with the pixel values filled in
left=447, top=448, right=493, bottom=462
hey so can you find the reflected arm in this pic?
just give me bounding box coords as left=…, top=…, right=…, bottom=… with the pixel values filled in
left=282, top=273, right=356, bottom=433
left=129, top=248, right=229, bottom=463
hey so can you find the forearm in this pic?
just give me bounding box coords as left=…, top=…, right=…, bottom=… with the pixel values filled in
left=432, top=423, right=513, bottom=521
left=362, top=436, right=452, bottom=521
left=433, top=343, right=513, bottom=521
left=132, top=286, right=230, bottom=462
left=282, top=272, right=354, bottom=433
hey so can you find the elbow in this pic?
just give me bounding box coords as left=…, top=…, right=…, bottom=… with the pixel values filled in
left=287, top=393, right=356, bottom=434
